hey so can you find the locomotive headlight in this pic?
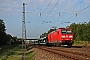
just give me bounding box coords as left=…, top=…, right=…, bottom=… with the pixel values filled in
left=71, top=39, right=73, bottom=40
left=69, top=36, right=73, bottom=38
left=44, top=40, right=45, bottom=42
left=62, top=36, right=65, bottom=38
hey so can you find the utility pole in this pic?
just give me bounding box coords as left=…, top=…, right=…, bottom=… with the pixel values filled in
left=22, top=3, right=27, bottom=60
left=22, top=3, right=26, bottom=49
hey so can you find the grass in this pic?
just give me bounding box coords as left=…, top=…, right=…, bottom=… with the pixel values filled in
left=0, top=45, right=23, bottom=60
left=73, top=40, right=90, bottom=46
left=26, top=51, right=35, bottom=60
left=6, top=55, right=22, bottom=60
left=0, top=45, right=35, bottom=60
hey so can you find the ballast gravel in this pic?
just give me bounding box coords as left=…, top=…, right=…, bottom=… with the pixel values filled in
left=32, top=48, right=69, bottom=60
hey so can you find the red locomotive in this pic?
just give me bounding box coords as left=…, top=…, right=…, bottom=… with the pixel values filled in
left=47, top=28, right=74, bottom=47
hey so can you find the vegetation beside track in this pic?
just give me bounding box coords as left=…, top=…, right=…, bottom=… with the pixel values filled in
left=0, top=45, right=34, bottom=60
left=73, top=40, right=90, bottom=46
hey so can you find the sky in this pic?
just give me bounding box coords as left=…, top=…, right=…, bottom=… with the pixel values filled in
left=0, top=0, right=90, bottom=38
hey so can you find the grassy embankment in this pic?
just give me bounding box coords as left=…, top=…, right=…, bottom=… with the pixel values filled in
left=73, top=40, right=90, bottom=47
left=0, top=45, right=35, bottom=60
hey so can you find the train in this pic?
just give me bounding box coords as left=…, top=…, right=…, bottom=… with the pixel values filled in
left=34, top=28, right=74, bottom=47
left=34, top=37, right=47, bottom=45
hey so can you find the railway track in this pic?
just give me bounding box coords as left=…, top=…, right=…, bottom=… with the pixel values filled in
left=67, top=47, right=90, bottom=53
left=35, top=46, right=90, bottom=60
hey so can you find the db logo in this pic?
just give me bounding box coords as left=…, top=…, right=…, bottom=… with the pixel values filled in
left=66, top=35, right=68, bottom=38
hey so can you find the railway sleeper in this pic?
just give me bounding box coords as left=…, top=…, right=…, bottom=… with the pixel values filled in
left=37, top=47, right=87, bottom=60
left=47, top=47, right=90, bottom=59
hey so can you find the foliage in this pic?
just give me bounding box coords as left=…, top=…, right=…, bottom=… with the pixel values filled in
left=40, top=21, right=90, bottom=42
left=40, top=32, right=48, bottom=38
left=1, top=18, right=90, bottom=46
left=0, top=19, right=21, bottom=46
left=0, top=45, right=22, bottom=60
left=26, top=51, right=35, bottom=60
left=69, top=21, right=90, bottom=41
left=0, top=45, right=35, bottom=60
left=0, top=19, right=7, bottom=46
left=73, top=40, right=90, bottom=46
left=40, top=26, right=56, bottom=38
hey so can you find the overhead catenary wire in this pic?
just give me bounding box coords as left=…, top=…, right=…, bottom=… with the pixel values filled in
left=31, top=9, right=42, bottom=37
left=42, top=0, right=60, bottom=22
left=37, top=0, right=60, bottom=27
left=32, top=0, right=60, bottom=36
left=68, top=0, right=83, bottom=12
left=32, top=0, right=84, bottom=37
left=27, top=0, right=90, bottom=38
left=49, top=0, right=88, bottom=27
left=42, top=0, right=84, bottom=27
left=31, top=0, right=53, bottom=36
left=57, top=5, right=90, bottom=26
left=42, top=0, right=53, bottom=14
left=50, top=0, right=83, bottom=15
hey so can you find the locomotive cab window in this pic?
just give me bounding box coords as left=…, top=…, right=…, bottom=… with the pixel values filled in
left=62, top=30, right=72, bottom=34
left=62, top=30, right=66, bottom=34
left=67, top=30, right=72, bottom=34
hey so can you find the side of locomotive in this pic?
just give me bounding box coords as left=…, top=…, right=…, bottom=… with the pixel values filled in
left=47, top=28, right=74, bottom=47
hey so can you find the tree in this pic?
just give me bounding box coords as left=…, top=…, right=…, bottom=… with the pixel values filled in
left=40, top=32, right=48, bottom=38
left=69, top=23, right=77, bottom=39
left=40, top=26, right=57, bottom=38
left=0, top=19, right=22, bottom=46
left=86, top=21, right=90, bottom=41
left=0, top=19, right=7, bottom=46
left=69, top=22, right=90, bottom=41
left=47, top=26, right=57, bottom=34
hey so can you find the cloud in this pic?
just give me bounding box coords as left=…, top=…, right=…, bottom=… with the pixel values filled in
left=0, top=0, right=90, bottom=17
left=0, top=0, right=22, bottom=16
left=84, top=0, right=90, bottom=5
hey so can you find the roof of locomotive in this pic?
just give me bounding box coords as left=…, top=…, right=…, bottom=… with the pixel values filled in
left=48, top=28, right=72, bottom=34
left=58, top=28, right=72, bottom=30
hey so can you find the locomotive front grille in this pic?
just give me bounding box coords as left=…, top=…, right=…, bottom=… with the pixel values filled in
left=62, top=40, right=74, bottom=45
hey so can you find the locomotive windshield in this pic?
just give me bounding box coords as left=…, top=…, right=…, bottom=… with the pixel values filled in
left=62, top=30, right=72, bottom=34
